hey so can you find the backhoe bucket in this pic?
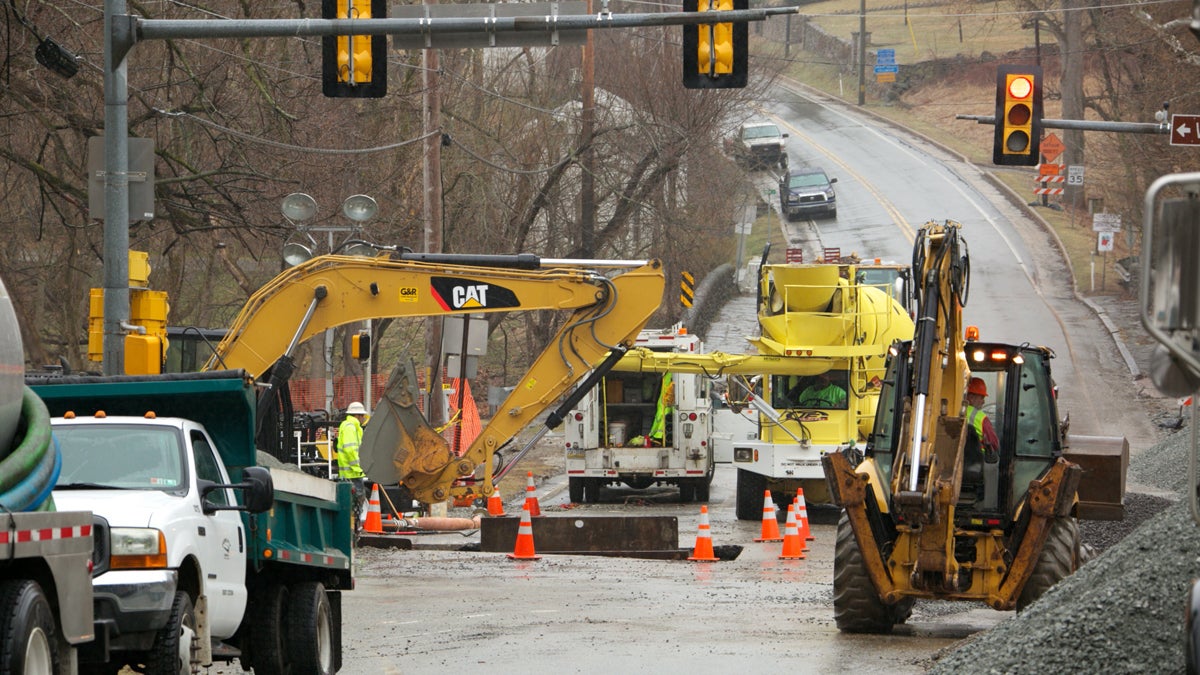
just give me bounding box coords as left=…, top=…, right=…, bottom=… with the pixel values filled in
left=360, top=359, right=455, bottom=498
left=1063, top=434, right=1128, bottom=520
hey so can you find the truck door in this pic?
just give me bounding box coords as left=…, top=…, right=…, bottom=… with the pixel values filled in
left=190, top=429, right=249, bottom=636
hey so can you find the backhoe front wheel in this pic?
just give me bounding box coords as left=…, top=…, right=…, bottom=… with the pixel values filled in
left=833, top=512, right=913, bottom=633
left=1016, top=516, right=1079, bottom=612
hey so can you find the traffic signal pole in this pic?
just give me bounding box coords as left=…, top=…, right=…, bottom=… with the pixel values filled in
left=100, top=4, right=797, bottom=372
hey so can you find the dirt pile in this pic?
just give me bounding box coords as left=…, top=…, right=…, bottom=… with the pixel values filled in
left=930, top=429, right=1200, bottom=674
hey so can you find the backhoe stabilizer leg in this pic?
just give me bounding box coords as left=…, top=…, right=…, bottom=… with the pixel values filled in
left=822, top=451, right=899, bottom=600
left=993, top=458, right=1081, bottom=608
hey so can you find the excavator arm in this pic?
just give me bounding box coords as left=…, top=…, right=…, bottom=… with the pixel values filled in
left=892, top=222, right=971, bottom=516
left=203, top=252, right=664, bottom=504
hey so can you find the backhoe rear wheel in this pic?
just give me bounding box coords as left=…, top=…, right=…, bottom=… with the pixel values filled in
left=833, top=512, right=913, bottom=633
left=1017, top=516, right=1079, bottom=612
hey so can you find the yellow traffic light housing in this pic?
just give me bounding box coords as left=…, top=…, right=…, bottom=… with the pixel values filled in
left=993, top=65, right=1042, bottom=166
left=682, top=0, right=748, bottom=89
left=322, top=0, right=387, bottom=98
left=351, top=330, right=371, bottom=360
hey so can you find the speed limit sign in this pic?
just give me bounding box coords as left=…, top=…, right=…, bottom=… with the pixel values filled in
left=1067, top=165, right=1084, bottom=186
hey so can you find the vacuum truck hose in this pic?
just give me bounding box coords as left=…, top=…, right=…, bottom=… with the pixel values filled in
left=0, top=387, right=58, bottom=511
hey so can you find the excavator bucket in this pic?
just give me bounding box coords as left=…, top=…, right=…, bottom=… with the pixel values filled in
left=360, top=359, right=455, bottom=496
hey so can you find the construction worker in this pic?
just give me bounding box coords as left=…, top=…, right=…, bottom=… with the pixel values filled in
left=337, top=401, right=369, bottom=519
left=791, top=371, right=847, bottom=409
left=965, top=377, right=1000, bottom=455
left=648, top=372, right=674, bottom=446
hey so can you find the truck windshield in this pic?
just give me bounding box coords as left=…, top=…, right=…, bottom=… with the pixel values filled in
left=53, top=424, right=186, bottom=493
left=743, top=125, right=780, bottom=140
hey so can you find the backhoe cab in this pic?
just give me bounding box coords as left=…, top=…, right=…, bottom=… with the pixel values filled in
left=822, top=220, right=1126, bottom=633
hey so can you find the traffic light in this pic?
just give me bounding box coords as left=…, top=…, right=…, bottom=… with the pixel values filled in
left=322, top=0, right=387, bottom=98
left=351, top=330, right=371, bottom=360
left=993, top=65, right=1043, bottom=166
left=682, top=0, right=748, bottom=89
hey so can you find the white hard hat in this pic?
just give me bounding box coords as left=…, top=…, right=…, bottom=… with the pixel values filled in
left=346, top=402, right=367, bottom=415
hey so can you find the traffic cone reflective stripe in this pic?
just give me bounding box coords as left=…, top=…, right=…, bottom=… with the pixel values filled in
left=688, top=505, right=719, bottom=562
left=487, top=486, right=507, bottom=517
left=779, top=503, right=807, bottom=559
left=795, top=488, right=815, bottom=542
left=754, top=490, right=783, bottom=542
left=524, top=471, right=542, bottom=517
left=507, top=504, right=541, bottom=560
left=364, top=483, right=383, bottom=534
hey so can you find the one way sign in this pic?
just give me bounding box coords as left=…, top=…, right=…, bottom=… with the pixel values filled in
left=1171, top=114, right=1200, bottom=146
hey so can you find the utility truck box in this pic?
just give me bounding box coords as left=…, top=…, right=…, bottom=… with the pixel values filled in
left=564, top=327, right=715, bottom=503
left=29, top=370, right=353, bottom=675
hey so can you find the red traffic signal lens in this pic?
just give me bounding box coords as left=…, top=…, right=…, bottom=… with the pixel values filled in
left=1005, top=129, right=1030, bottom=153
left=1007, top=102, right=1031, bottom=126
left=1008, top=75, right=1033, bottom=100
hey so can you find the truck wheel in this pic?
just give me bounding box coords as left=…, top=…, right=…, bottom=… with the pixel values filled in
left=0, top=579, right=59, bottom=675
left=145, top=591, right=198, bottom=675
left=678, top=481, right=696, bottom=503
left=246, top=583, right=289, bottom=675
left=583, top=478, right=603, bottom=504
left=286, top=582, right=336, bottom=675
left=694, top=479, right=710, bottom=503
left=735, top=469, right=767, bottom=521
left=568, top=477, right=584, bottom=503
left=1016, top=516, right=1078, bottom=612
left=833, top=513, right=912, bottom=633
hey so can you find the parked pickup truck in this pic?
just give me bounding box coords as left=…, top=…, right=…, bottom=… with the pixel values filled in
left=28, top=370, right=354, bottom=675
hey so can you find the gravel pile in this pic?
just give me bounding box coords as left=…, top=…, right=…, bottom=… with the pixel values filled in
left=929, top=428, right=1200, bottom=674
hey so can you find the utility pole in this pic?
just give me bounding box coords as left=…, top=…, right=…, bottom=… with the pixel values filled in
left=580, top=0, right=596, bottom=257
left=857, top=0, right=866, bottom=106
left=423, top=1, right=446, bottom=426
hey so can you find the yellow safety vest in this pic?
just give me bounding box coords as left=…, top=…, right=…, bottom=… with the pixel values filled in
left=337, top=415, right=366, bottom=479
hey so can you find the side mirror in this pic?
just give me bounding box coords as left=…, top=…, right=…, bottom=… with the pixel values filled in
left=829, top=177, right=838, bottom=184
left=199, top=465, right=275, bottom=515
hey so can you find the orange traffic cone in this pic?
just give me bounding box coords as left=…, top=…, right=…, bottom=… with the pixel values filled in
left=507, top=504, right=541, bottom=560
left=754, top=490, right=783, bottom=542
left=795, top=488, right=815, bottom=542
left=779, top=502, right=807, bottom=560
left=487, top=486, right=507, bottom=517
left=524, top=471, right=542, bottom=517
left=363, top=483, right=383, bottom=534
left=687, top=505, right=720, bottom=562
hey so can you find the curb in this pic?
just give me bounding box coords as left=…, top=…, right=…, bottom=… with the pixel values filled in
left=774, top=76, right=1142, bottom=380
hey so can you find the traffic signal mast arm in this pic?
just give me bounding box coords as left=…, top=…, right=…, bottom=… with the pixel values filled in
left=116, top=8, right=797, bottom=60
left=959, top=114, right=1169, bottom=135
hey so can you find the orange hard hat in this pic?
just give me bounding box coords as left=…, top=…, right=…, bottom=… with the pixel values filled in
left=967, top=377, right=988, bottom=397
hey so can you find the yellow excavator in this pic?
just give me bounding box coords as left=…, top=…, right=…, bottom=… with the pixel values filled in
left=200, top=251, right=665, bottom=505
left=821, top=220, right=1127, bottom=632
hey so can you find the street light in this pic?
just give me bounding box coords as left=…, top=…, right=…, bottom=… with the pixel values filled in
left=279, top=193, right=381, bottom=414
